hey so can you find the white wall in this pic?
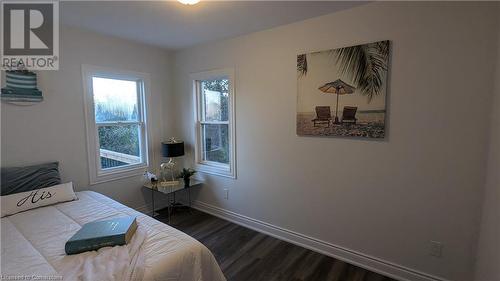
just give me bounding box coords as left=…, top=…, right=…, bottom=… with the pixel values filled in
left=171, top=2, right=499, bottom=281
left=1, top=26, right=173, bottom=209
left=475, top=5, right=500, bottom=281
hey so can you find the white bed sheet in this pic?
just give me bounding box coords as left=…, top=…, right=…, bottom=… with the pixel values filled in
left=1, top=191, right=226, bottom=281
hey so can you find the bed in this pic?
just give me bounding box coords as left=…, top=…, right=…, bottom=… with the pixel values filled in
left=0, top=163, right=226, bottom=281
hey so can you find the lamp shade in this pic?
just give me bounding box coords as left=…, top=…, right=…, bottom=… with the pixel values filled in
left=162, top=141, right=185, bottom=158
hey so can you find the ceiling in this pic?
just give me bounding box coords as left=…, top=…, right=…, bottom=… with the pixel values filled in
left=61, top=1, right=366, bottom=50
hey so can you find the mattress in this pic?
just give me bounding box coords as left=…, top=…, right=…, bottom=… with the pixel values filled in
left=1, top=191, right=226, bottom=281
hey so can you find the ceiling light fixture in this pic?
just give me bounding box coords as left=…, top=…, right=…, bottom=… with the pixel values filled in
left=178, top=0, right=200, bottom=5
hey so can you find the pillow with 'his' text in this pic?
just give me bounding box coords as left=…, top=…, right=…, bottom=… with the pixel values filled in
left=1, top=182, right=77, bottom=217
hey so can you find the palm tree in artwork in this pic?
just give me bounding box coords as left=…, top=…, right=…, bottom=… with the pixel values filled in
left=297, top=54, right=308, bottom=77
left=297, top=40, right=390, bottom=103
left=332, top=40, right=389, bottom=102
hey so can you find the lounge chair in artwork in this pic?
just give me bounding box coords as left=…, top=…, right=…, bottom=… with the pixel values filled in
left=312, top=106, right=332, bottom=127
left=341, top=106, right=358, bottom=124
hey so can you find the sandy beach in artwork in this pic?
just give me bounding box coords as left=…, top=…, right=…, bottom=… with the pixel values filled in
left=297, top=111, right=385, bottom=138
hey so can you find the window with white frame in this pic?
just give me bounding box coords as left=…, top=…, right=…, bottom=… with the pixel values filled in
left=82, top=65, right=150, bottom=184
left=192, top=68, right=236, bottom=178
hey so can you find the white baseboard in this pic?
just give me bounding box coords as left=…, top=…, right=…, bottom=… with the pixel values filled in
left=190, top=200, right=450, bottom=281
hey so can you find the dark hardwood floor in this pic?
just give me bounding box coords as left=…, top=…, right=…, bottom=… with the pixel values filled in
left=156, top=208, right=397, bottom=281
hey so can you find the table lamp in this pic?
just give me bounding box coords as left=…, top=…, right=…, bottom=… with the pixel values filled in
left=160, top=138, right=185, bottom=186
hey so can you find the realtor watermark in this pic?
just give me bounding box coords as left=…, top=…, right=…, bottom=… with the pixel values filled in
left=1, top=1, right=59, bottom=70
left=0, top=275, right=62, bottom=280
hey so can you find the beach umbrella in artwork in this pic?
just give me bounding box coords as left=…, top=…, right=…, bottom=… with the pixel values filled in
left=318, top=79, right=356, bottom=124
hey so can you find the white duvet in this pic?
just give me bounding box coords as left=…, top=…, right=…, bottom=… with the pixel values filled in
left=1, top=191, right=226, bottom=281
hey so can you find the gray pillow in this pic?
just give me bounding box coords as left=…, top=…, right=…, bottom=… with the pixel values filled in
left=1, top=162, right=61, bottom=196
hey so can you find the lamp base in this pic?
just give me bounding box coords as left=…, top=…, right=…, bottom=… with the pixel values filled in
left=160, top=158, right=178, bottom=184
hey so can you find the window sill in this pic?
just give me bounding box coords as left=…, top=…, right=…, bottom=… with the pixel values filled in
left=90, top=164, right=147, bottom=185
left=195, top=163, right=236, bottom=179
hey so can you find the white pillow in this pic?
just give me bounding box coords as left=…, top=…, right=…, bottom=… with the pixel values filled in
left=1, top=182, right=77, bottom=217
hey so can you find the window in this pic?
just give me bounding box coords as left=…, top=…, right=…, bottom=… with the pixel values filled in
left=82, top=65, right=151, bottom=184
left=192, top=68, right=236, bottom=178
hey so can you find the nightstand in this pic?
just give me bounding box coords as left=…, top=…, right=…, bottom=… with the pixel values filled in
left=143, top=180, right=202, bottom=223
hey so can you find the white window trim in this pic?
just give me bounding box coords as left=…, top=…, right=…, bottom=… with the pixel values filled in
left=82, top=64, right=152, bottom=185
left=191, top=68, right=236, bottom=179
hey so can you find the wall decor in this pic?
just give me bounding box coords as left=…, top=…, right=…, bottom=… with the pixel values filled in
left=1, top=70, right=43, bottom=102
left=297, top=40, right=390, bottom=138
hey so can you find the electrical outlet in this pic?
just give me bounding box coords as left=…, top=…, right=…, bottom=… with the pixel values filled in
left=224, top=189, right=229, bottom=200
left=429, top=241, right=443, bottom=257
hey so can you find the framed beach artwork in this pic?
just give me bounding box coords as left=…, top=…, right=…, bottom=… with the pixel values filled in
left=296, top=40, right=390, bottom=139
